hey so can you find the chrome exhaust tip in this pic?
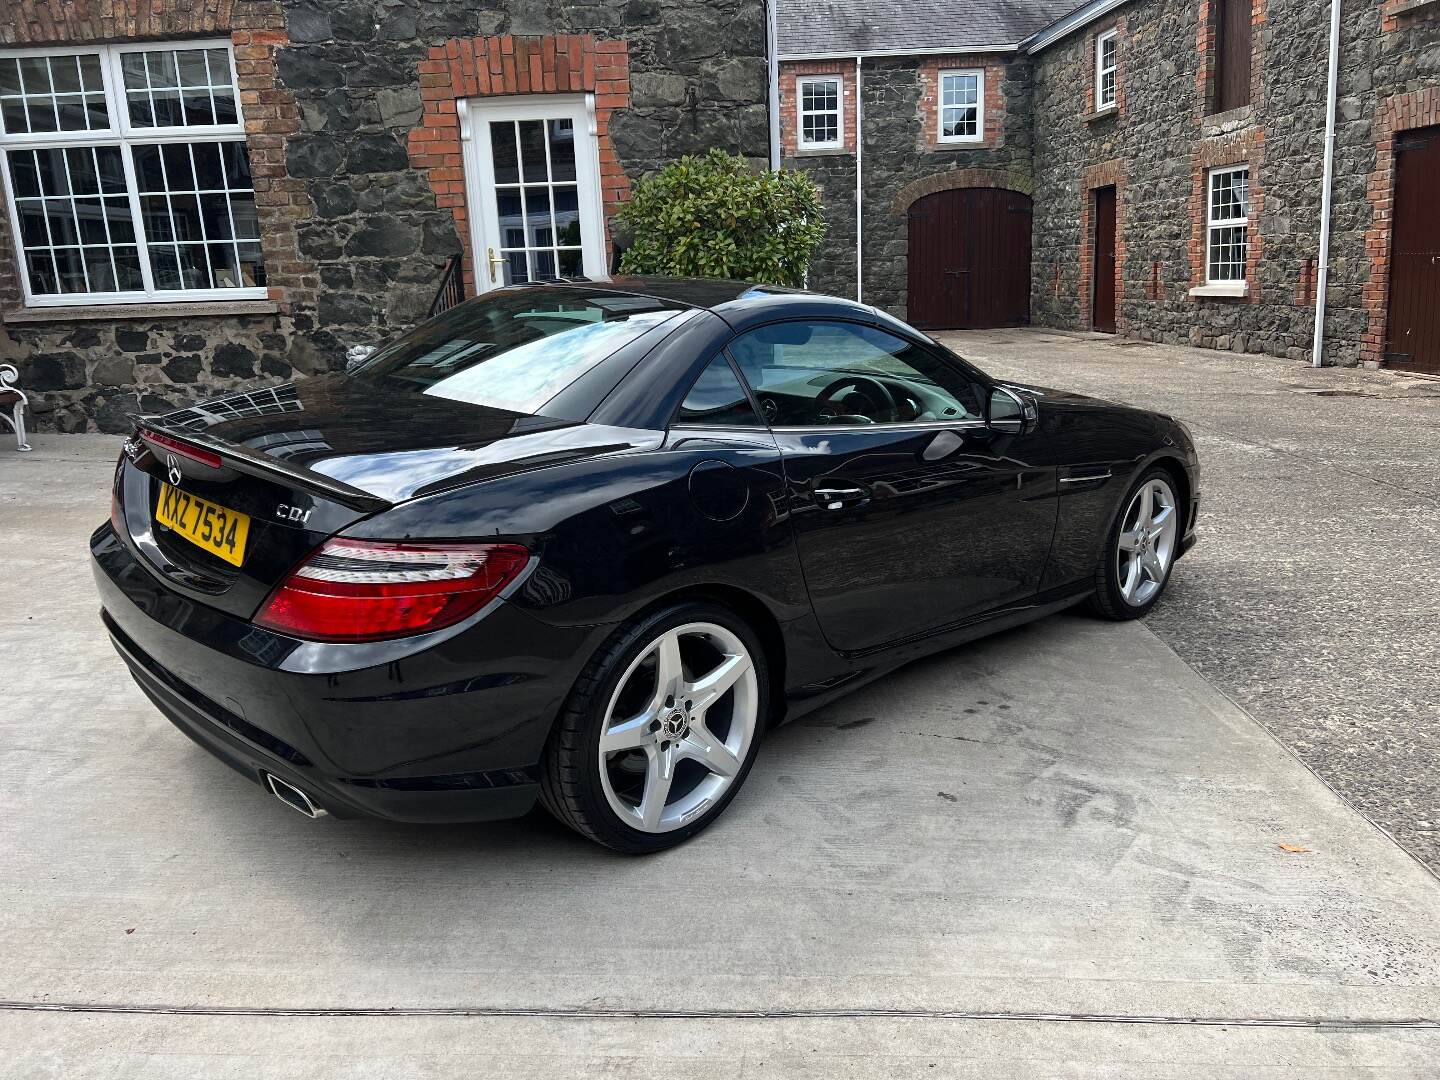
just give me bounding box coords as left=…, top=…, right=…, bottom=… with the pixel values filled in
left=264, top=773, right=328, bottom=819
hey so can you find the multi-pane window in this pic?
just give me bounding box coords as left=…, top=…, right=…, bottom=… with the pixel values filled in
left=938, top=70, right=983, bottom=143
left=1206, top=166, right=1250, bottom=284
left=1095, top=30, right=1118, bottom=111
left=490, top=117, right=584, bottom=283
left=796, top=76, right=843, bottom=150
left=0, top=42, right=265, bottom=306
left=0, top=53, right=108, bottom=133
left=120, top=46, right=238, bottom=129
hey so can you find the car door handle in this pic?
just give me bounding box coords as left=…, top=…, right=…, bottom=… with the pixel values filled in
left=814, top=486, right=868, bottom=510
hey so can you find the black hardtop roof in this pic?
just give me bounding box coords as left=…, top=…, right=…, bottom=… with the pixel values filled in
left=526, top=275, right=797, bottom=308
left=518, top=275, right=878, bottom=326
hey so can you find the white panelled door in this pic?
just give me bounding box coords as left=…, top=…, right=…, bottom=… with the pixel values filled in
left=461, top=94, right=607, bottom=288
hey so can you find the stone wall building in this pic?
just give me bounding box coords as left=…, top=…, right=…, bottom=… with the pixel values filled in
left=778, top=0, right=1440, bottom=373
left=5, top=0, right=1440, bottom=431
left=0, top=0, right=769, bottom=431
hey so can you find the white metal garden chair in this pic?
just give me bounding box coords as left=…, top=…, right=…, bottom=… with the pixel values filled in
left=0, top=364, right=31, bottom=451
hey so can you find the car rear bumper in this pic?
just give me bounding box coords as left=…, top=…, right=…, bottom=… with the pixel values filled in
left=104, top=611, right=540, bottom=822
left=92, top=524, right=599, bottom=824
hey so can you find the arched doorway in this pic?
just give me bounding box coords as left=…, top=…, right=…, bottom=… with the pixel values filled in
left=906, top=188, right=1033, bottom=330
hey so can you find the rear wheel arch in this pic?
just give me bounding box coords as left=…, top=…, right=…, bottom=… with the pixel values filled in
left=533, top=583, right=789, bottom=762
left=537, top=594, right=773, bottom=851
left=624, top=584, right=788, bottom=727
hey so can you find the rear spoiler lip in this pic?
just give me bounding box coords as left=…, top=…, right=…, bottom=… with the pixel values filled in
left=134, top=416, right=393, bottom=514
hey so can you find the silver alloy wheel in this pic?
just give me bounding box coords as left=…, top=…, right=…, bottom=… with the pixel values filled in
left=1116, top=477, right=1180, bottom=607
left=597, top=621, right=759, bottom=834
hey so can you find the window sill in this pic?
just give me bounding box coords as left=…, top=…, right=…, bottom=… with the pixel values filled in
left=2, top=299, right=280, bottom=325
left=793, top=145, right=851, bottom=157
left=1389, top=0, right=1440, bottom=16
left=1188, top=282, right=1249, bottom=299
left=1085, top=105, right=1120, bottom=124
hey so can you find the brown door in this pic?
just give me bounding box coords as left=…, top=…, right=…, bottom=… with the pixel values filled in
left=907, top=188, right=1033, bottom=330
left=1385, top=127, right=1440, bottom=374
left=1214, top=0, right=1253, bottom=113
left=1093, top=186, right=1117, bottom=334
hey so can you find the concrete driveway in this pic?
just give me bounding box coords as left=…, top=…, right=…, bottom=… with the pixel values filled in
left=940, top=328, right=1440, bottom=876
left=3, top=433, right=1439, bottom=1076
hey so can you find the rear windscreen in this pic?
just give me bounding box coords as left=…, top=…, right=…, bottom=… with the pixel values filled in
left=352, top=290, right=685, bottom=415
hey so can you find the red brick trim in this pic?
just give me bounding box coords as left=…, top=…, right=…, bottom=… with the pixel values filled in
left=778, top=62, right=856, bottom=156
left=1078, top=160, right=1126, bottom=331
left=0, top=2, right=313, bottom=315
left=0, top=0, right=253, bottom=46
left=1295, top=257, right=1317, bottom=308
left=1383, top=0, right=1440, bottom=31
left=1361, top=89, right=1440, bottom=365
left=1196, top=0, right=1266, bottom=119
left=916, top=56, right=1006, bottom=151
left=233, top=27, right=316, bottom=313
left=408, top=35, right=631, bottom=296
left=1188, top=130, right=1265, bottom=301
left=889, top=167, right=1033, bottom=218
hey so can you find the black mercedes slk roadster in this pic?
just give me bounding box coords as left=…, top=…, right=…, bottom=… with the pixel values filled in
left=93, top=278, right=1199, bottom=852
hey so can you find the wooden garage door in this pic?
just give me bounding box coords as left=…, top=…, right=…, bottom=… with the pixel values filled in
left=907, top=188, right=1033, bottom=331
left=1385, top=127, right=1440, bottom=375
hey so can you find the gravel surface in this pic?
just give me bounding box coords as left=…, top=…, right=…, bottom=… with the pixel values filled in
left=938, top=328, right=1440, bottom=877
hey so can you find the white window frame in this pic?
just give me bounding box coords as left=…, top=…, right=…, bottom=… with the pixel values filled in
left=937, top=69, right=984, bottom=145
left=459, top=94, right=609, bottom=288
left=795, top=74, right=845, bottom=151
left=0, top=39, right=266, bottom=308
left=1205, top=164, right=1250, bottom=285
left=1095, top=30, right=1118, bottom=112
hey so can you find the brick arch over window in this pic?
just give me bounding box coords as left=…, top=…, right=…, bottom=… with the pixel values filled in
left=891, top=168, right=1033, bottom=219
left=407, top=35, right=632, bottom=296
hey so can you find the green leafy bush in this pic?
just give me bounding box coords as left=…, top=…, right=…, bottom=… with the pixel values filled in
left=615, top=149, right=826, bottom=287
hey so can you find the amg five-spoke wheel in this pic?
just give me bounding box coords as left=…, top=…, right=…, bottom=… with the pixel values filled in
left=539, top=602, right=768, bottom=853
left=1091, top=468, right=1183, bottom=620
left=598, top=622, right=759, bottom=833
left=1116, top=477, right=1179, bottom=607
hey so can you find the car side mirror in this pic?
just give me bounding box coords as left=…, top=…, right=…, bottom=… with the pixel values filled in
left=989, top=385, right=1038, bottom=435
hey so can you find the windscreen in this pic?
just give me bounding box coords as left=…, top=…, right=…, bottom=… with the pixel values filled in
left=352, top=289, right=686, bottom=415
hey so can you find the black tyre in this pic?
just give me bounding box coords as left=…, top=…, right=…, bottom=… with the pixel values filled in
left=538, top=601, right=769, bottom=853
left=1089, top=467, right=1183, bottom=621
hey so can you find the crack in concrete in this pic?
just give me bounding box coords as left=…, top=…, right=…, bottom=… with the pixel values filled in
left=2, top=1001, right=1437, bottom=1030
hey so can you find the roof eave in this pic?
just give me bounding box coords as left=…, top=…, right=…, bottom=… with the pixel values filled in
left=777, top=43, right=1022, bottom=62
left=1022, top=0, right=1133, bottom=54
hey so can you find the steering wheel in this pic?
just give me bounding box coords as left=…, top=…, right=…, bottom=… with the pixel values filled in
left=815, top=375, right=898, bottom=424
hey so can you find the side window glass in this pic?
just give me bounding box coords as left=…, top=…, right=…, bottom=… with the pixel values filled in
left=727, top=320, right=985, bottom=427
left=675, top=354, right=761, bottom=427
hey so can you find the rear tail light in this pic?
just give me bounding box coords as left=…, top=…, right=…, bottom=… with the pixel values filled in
left=254, top=539, right=529, bottom=643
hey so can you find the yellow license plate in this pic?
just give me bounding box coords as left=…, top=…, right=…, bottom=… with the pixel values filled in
left=156, top=482, right=251, bottom=567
